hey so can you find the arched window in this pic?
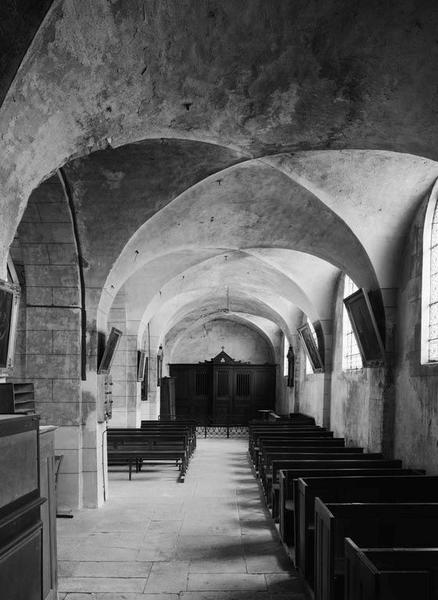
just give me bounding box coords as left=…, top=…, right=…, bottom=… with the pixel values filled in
left=421, top=181, right=438, bottom=363
left=342, top=274, right=362, bottom=370
left=283, top=335, right=289, bottom=376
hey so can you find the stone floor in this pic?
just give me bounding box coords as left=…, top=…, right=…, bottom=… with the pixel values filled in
left=57, top=438, right=307, bottom=600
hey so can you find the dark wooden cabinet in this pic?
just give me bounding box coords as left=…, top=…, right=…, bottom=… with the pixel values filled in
left=0, top=414, right=43, bottom=600
left=0, top=382, right=35, bottom=414
left=160, top=377, right=176, bottom=420
left=170, top=351, right=276, bottom=423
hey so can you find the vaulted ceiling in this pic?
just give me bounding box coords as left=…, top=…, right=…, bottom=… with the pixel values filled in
left=3, top=0, right=438, bottom=351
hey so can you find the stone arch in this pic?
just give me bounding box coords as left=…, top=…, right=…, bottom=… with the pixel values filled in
left=10, top=172, right=101, bottom=509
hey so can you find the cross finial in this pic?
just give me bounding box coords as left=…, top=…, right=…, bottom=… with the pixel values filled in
left=221, top=346, right=224, bottom=351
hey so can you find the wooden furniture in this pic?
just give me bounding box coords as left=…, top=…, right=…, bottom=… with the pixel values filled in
left=249, top=414, right=438, bottom=600
left=314, top=501, right=438, bottom=600
left=0, top=381, right=35, bottom=414
left=0, top=414, right=43, bottom=600
left=255, top=438, right=346, bottom=465
left=159, top=377, right=176, bottom=420
left=256, top=438, right=347, bottom=474
left=170, top=350, right=276, bottom=423
left=39, top=426, right=58, bottom=600
left=107, top=426, right=195, bottom=482
left=297, top=474, right=438, bottom=587
left=249, top=428, right=333, bottom=461
left=345, top=538, right=437, bottom=600
left=278, top=467, right=421, bottom=547
left=260, top=454, right=393, bottom=504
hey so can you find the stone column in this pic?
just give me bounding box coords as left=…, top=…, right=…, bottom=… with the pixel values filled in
left=318, top=319, right=334, bottom=430
left=380, top=287, right=398, bottom=458
left=12, top=181, right=85, bottom=509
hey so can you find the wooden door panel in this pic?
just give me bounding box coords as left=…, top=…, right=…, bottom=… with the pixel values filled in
left=170, top=363, right=276, bottom=424
left=213, top=368, right=232, bottom=421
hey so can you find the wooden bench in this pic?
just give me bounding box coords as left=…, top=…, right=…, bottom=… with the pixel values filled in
left=258, top=444, right=362, bottom=474
left=344, top=538, right=438, bottom=600
left=248, top=431, right=338, bottom=463
left=107, top=429, right=191, bottom=482
left=251, top=414, right=316, bottom=425
left=260, top=452, right=385, bottom=504
left=254, top=438, right=347, bottom=468
left=140, top=421, right=196, bottom=452
left=314, top=501, right=438, bottom=600
left=111, top=427, right=194, bottom=454
left=249, top=430, right=336, bottom=467
left=297, top=474, right=438, bottom=586
left=249, top=425, right=326, bottom=438
left=268, top=454, right=393, bottom=517
left=140, top=428, right=195, bottom=455
left=250, top=426, right=327, bottom=448
left=288, top=413, right=316, bottom=423
left=278, top=467, right=421, bottom=547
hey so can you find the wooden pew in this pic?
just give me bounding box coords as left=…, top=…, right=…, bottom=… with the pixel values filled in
left=314, top=501, right=438, bottom=600
left=249, top=430, right=335, bottom=461
left=107, top=429, right=191, bottom=482
left=278, top=467, right=420, bottom=547
left=267, top=453, right=392, bottom=517
left=344, top=538, right=438, bottom=600
left=249, top=426, right=327, bottom=450
left=249, top=424, right=328, bottom=444
left=113, top=426, right=194, bottom=454
left=254, top=438, right=347, bottom=470
left=260, top=452, right=385, bottom=503
left=258, top=443, right=362, bottom=474
left=251, top=414, right=316, bottom=425
left=288, top=413, right=316, bottom=423
left=143, top=425, right=196, bottom=454
left=140, top=421, right=197, bottom=451
left=297, top=475, right=438, bottom=587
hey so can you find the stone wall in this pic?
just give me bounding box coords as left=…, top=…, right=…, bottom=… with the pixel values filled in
left=106, top=297, right=141, bottom=428
left=10, top=176, right=97, bottom=508
left=394, top=197, right=438, bottom=474
left=330, top=275, right=384, bottom=451
left=169, top=319, right=274, bottom=364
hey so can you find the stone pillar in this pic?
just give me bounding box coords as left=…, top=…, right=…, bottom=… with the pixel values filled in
left=319, top=319, right=334, bottom=430
left=380, top=287, right=398, bottom=458
left=12, top=180, right=85, bottom=509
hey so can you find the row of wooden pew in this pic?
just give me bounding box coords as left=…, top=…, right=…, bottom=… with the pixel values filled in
left=249, top=414, right=438, bottom=600
left=107, top=420, right=197, bottom=482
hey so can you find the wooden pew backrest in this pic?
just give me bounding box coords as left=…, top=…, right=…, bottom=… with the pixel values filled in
left=345, top=538, right=434, bottom=600
left=315, top=501, right=438, bottom=600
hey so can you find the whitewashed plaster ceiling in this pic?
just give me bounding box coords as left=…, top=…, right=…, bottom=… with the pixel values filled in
left=165, top=313, right=279, bottom=364
left=4, top=1, right=438, bottom=344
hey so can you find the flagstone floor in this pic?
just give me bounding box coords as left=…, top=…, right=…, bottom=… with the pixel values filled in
left=57, top=438, right=307, bottom=600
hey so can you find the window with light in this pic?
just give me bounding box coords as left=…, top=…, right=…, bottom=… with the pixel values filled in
left=421, top=181, right=438, bottom=363
left=343, top=274, right=362, bottom=370
left=283, top=335, right=289, bottom=376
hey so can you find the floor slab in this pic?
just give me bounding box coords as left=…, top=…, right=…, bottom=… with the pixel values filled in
left=58, top=438, right=307, bottom=599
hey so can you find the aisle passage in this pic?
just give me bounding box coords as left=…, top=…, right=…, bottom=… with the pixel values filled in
left=58, top=438, right=306, bottom=600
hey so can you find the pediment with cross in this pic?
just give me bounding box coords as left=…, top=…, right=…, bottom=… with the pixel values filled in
left=204, top=347, right=242, bottom=364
